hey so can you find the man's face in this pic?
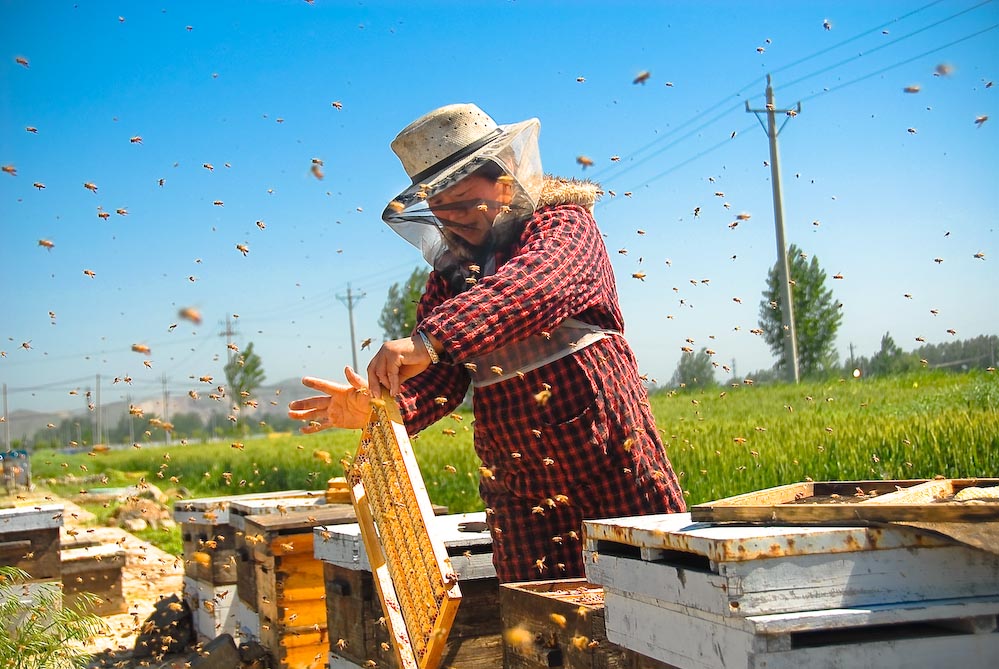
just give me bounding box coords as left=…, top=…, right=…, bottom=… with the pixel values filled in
left=428, top=174, right=511, bottom=247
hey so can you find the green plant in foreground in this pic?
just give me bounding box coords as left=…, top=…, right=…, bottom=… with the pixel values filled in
left=0, top=566, right=108, bottom=669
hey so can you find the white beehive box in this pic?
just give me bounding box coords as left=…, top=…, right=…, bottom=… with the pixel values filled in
left=583, top=512, right=999, bottom=669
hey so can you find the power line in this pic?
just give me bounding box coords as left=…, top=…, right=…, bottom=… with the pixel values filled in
left=589, top=0, right=995, bottom=197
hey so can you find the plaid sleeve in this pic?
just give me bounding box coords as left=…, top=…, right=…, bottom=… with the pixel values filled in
left=419, top=205, right=620, bottom=363
left=396, top=271, right=471, bottom=434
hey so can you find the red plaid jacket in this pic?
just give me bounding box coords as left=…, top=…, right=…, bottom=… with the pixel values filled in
left=397, top=177, right=685, bottom=581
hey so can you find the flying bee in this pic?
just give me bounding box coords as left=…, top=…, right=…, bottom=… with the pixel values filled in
left=235, top=243, right=249, bottom=256
left=38, top=239, right=54, bottom=250
left=83, top=182, right=98, bottom=192
left=33, top=182, right=45, bottom=189
left=576, top=155, right=594, bottom=168
left=130, top=136, right=142, bottom=144
left=633, top=70, right=651, bottom=85
left=131, top=343, right=151, bottom=354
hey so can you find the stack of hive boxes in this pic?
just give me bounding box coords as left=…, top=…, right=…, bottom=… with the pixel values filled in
left=582, top=513, right=999, bottom=669
left=231, top=494, right=361, bottom=669
left=0, top=504, right=63, bottom=602
left=173, top=490, right=310, bottom=641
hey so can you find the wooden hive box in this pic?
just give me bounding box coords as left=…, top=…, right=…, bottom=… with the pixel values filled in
left=500, top=578, right=674, bottom=669
left=61, top=543, right=127, bottom=616
left=174, top=490, right=310, bottom=588
left=583, top=511, right=999, bottom=669
left=230, top=492, right=328, bottom=616
left=314, top=512, right=502, bottom=669
left=240, top=503, right=363, bottom=669
left=0, top=504, right=63, bottom=583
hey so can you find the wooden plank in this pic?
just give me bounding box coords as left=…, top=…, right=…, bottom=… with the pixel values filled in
left=746, top=595, right=999, bottom=635
left=858, top=479, right=955, bottom=505
left=583, top=513, right=950, bottom=564
left=690, top=478, right=999, bottom=524
left=602, top=588, right=999, bottom=669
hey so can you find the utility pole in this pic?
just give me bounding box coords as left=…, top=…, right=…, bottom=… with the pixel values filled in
left=337, top=284, right=366, bottom=371
left=747, top=74, right=801, bottom=383
left=161, top=374, right=171, bottom=444
left=95, top=374, right=102, bottom=446
left=219, top=315, right=239, bottom=365
left=2, top=383, right=9, bottom=452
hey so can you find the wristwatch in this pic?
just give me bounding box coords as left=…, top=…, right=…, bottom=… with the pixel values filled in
left=418, top=331, right=439, bottom=364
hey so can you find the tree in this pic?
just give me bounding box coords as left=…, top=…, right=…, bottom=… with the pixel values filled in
left=759, top=244, right=843, bottom=378
left=224, top=341, right=266, bottom=406
left=669, top=348, right=717, bottom=389
left=379, top=267, right=430, bottom=340
left=867, top=332, right=920, bottom=377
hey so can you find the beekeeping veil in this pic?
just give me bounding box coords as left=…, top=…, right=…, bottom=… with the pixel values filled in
left=382, top=103, right=543, bottom=266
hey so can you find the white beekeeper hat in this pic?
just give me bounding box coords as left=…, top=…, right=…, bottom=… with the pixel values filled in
left=382, top=103, right=543, bottom=264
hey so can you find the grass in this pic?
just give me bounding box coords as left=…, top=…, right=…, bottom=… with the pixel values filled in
left=22, top=369, right=999, bottom=556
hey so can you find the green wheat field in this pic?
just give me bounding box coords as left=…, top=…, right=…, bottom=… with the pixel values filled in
left=26, top=369, right=999, bottom=556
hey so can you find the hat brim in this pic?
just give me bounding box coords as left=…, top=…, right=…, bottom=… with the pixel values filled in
left=385, top=118, right=540, bottom=213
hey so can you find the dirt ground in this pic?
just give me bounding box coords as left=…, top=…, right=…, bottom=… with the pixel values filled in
left=5, top=492, right=189, bottom=668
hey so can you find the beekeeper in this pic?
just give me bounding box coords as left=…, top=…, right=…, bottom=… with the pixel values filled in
left=288, top=103, right=685, bottom=582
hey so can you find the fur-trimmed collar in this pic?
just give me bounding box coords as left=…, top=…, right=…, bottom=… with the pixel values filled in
left=537, top=175, right=602, bottom=212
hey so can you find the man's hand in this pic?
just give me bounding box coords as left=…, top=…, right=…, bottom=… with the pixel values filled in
left=366, top=334, right=436, bottom=398
left=287, top=368, right=371, bottom=432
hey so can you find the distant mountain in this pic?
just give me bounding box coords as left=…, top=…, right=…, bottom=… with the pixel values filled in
left=2, top=378, right=310, bottom=448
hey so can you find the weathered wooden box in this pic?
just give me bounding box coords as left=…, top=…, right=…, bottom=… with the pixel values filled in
left=0, top=504, right=63, bottom=582
left=240, top=503, right=362, bottom=669
left=314, top=512, right=502, bottom=669
left=500, top=578, right=674, bottom=669
left=229, top=492, right=329, bottom=615
left=61, top=543, right=127, bottom=616
left=173, top=490, right=309, bottom=588
left=583, top=512, right=999, bottom=669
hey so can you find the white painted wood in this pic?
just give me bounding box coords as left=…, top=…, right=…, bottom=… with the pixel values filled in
left=588, top=542, right=999, bottom=618
left=313, top=512, right=496, bottom=581
left=0, top=504, right=63, bottom=532
left=172, top=490, right=311, bottom=524
left=233, top=596, right=260, bottom=643
left=747, top=595, right=999, bottom=635
left=583, top=513, right=951, bottom=563
left=584, top=550, right=730, bottom=615
left=603, top=588, right=999, bottom=669
left=727, top=543, right=999, bottom=614
left=183, top=576, right=237, bottom=639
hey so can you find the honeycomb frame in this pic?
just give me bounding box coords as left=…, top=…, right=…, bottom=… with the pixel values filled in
left=346, top=397, right=462, bottom=669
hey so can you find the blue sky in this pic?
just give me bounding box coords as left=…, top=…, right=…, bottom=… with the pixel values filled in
left=2, top=0, right=997, bottom=415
